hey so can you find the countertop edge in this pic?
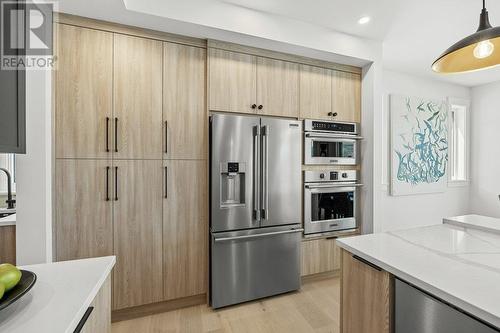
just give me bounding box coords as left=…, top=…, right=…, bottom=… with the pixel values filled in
left=336, top=240, right=500, bottom=329
left=64, top=256, right=116, bottom=333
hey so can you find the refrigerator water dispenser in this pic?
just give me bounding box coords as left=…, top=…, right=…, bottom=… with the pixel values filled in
left=220, top=162, right=246, bottom=208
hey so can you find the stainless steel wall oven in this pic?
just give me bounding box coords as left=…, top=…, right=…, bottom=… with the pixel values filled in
left=304, top=120, right=362, bottom=165
left=304, top=170, right=361, bottom=236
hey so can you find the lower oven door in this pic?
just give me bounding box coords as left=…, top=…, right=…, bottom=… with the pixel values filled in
left=304, top=135, right=358, bottom=165
left=304, top=184, right=357, bottom=235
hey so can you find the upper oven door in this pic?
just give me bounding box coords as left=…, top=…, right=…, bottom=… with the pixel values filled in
left=303, top=184, right=358, bottom=234
left=304, top=134, right=358, bottom=165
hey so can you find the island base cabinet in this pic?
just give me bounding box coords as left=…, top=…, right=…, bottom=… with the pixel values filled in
left=81, top=276, right=111, bottom=333
left=0, top=226, right=15, bottom=264
left=340, top=250, right=393, bottom=333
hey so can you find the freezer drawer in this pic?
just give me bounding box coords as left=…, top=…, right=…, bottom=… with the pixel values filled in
left=395, top=279, right=499, bottom=333
left=210, top=225, right=302, bottom=309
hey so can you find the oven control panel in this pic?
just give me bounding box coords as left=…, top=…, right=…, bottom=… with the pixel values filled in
left=304, top=170, right=358, bottom=183
left=304, top=119, right=358, bottom=134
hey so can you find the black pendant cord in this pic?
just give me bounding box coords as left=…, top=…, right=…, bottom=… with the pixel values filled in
left=478, top=0, right=492, bottom=31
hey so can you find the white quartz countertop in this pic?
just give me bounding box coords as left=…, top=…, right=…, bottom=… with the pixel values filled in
left=444, top=214, right=500, bottom=235
left=0, top=213, right=16, bottom=226
left=0, top=256, right=115, bottom=333
left=337, top=221, right=500, bottom=329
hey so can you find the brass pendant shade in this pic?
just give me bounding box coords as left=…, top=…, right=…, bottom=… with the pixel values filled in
left=432, top=1, right=500, bottom=74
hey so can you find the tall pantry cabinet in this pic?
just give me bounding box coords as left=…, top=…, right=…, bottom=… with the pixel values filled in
left=54, top=22, right=208, bottom=311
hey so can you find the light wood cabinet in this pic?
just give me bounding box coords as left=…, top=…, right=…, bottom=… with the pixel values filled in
left=113, top=34, right=163, bottom=159
left=164, top=43, right=207, bottom=160
left=0, top=226, right=16, bottom=264
left=81, top=276, right=112, bottom=333
left=163, top=160, right=208, bottom=300
left=300, top=237, right=341, bottom=276
left=299, top=65, right=332, bottom=120
left=209, top=49, right=300, bottom=117
left=256, top=57, right=299, bottom=117
left=208, top=48, right=257, bottom=114
left=112, top=160, right=163, bottom=309
left=55, top=159, right=113, bottom=261
left=332, top=71, right=361, bottom=123
left=55, top=24, right=113, bottom=159
left=341, top=250, right=393, bottom=333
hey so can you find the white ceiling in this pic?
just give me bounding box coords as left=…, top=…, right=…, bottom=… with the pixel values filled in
left=59, top=0, right=500, bottom=87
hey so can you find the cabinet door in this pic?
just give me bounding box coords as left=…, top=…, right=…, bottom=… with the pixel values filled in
left=81, top=276, right=111, bottom=333
left=332, top=71, right=361, bottom=123
left=300, top=238, right=339, bottom=276
left=55, top=24, right=113, bottom=158
left=299, top=65, right=332, bottom=120
left=164, top=43, right=207, bottom=159
left=55, top=159, right=113, bottom=261
left=113, top=160, right=163, bottom=309
left=208, top=48, right=257, bottom=114
left=341, top=250, right=393, bottom=333
left=113, top=34, right=163, bottom=159
left=256, top=57, right=299, bottom=118
left=163, top=160, right=208, bottom=300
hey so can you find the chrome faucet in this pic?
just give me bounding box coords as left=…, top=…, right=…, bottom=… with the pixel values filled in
left=0, top=168, right=15, bottom=209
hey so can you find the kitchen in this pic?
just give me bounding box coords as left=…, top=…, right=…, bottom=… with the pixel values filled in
left=0, top=0, right=500, bottom=332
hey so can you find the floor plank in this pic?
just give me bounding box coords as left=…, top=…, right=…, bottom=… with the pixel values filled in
left=112, top=276, right=340, bottom=333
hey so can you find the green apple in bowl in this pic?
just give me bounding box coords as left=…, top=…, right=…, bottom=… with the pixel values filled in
left=0, top=263, right=21, bottom=292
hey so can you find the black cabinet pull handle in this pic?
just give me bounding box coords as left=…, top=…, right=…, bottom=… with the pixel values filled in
left=164, top=166, right=168, bottom=198
left=251, top=104, right=257, bottom=109
left=105, top=117, right=110, bottom=152
left=258, top=105, right=263, bottom=110
left=114, top=166, right=118, bottom=201
left=165, top=121, right=168, bottom=154
left=328, top=112, right=338, bottom=117
left=73, top=306, right=94, bottom=333
left=114, top=117, right=118, bottom=153
left=105, top=166, right=110, bottom=201
left=353, top=255, right=382, bottom=271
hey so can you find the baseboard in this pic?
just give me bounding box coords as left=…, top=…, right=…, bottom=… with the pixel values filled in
left=301, top=270, right=339, bottom=284
left=111, top=294, right=207, bottom=323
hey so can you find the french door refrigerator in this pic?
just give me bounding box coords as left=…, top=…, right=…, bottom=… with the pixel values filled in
left=210, top=114, right=303, bottom=309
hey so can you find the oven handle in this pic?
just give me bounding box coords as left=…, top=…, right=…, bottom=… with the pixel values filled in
left=305, top=133, right=364, bottom=140
left=305, top=183, right=364, bottom=189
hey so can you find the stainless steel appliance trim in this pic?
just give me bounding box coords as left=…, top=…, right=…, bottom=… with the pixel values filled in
left=213, top=228, right=304, bottom=243
left=305, top=133, right=364, bottom=140
left=262, top=125, right=269, bottom=220
left=305, top=183, right=364, bottom=189
left=253, top=125, right=261, bottom=221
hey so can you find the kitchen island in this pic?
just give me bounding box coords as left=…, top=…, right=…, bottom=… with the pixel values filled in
left=0, top=256, right=115, bottom=333
left=337, top=215, right=500, bottom=333
left=0, top=213, right=16, bottom=264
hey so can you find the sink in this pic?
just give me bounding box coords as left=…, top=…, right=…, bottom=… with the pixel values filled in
left=0, top=209, right=16, bottom=219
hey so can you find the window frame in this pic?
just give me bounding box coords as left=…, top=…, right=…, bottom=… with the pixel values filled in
left=447, top=97, right=470, bottom=187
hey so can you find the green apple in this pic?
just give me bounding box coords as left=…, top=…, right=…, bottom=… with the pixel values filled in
left=0, top=282, right=4, bottom=300
left=0, top=263, right=21, bottom=291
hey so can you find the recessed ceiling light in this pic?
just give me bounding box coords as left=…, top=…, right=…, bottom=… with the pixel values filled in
left=358, top=16, right=371, bottom=25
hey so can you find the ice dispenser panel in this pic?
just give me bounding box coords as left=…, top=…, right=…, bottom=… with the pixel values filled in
left=220, top=162, right=246, bottom=208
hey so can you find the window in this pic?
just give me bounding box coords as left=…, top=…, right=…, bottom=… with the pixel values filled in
left=448, top=98, right=469, bottom=185
left=0, top=154, right=16, bottom=194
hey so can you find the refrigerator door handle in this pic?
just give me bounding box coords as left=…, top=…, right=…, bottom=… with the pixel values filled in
left=213, top=228, right=304, bottom=243
left=262, top=125, right=269, bottom=220
left=253, top=125, right=261, bottom=221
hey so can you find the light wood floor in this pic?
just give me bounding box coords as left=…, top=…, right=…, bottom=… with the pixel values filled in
left=112, top=276, right=340, bottom=333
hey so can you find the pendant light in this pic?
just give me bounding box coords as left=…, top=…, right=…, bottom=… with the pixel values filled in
left=432, top=0, right=500, bottom=73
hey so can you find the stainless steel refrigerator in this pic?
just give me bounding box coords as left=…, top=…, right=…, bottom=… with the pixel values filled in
left=210, top=114, right=303, bottom=309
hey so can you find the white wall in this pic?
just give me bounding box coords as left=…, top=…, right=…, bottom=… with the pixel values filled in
left=374, top=70, right=471, bottom=232
left=15, top=68, right=52, bottom=265
left=469, top=82, right=500, bottom=218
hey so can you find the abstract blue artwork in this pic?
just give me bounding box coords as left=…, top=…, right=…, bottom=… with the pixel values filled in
left=390, top=95, right=448, bottom=196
